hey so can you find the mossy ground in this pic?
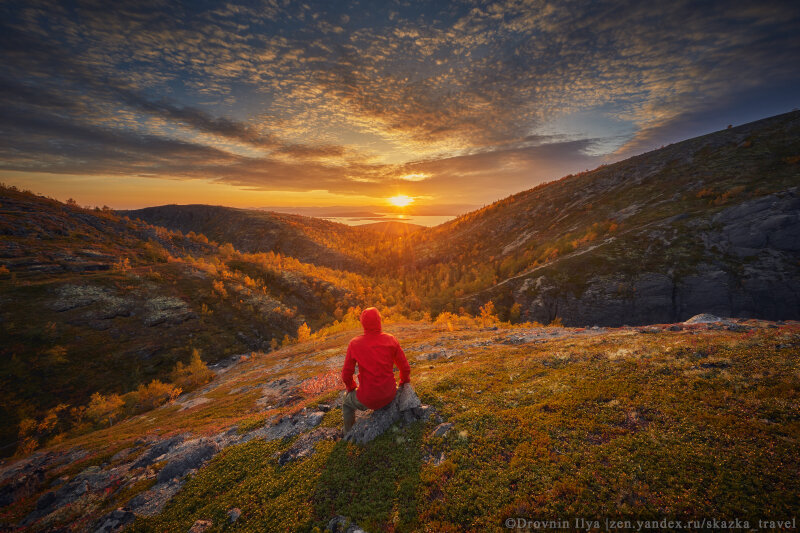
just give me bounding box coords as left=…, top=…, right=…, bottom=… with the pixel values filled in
left=8, top=319, right=793, bottom=532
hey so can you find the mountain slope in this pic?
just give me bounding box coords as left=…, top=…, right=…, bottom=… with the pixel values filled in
left=0, top=186, right=372, bottom=457
left=358, top=221, right=425, bottom=236
left=399, top=111, right=800, bottom=325
left=116, top=112, right=800, bottom=327
left=121, top=205, right=369, bottom=271
left=1, top=316, right=798, bottom=531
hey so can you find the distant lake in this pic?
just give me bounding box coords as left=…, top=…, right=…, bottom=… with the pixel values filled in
left=323, top=213, right=455, bottom=227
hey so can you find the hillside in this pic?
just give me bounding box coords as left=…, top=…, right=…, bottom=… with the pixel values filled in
left=121, top=205, right=371, bottom=272
left=2, top=110, right=800, bottom=529
left=396, top=111, right=800, bottom=325
left=126, top=112, right=800, bottom=327
left=0, top=186, right=383, bottom=457
left=1, top=315, right=798, bottom=531
left=357, top=221, right=425, bottom=236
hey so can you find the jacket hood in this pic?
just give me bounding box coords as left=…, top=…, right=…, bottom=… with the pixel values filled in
left=360, top=307, right=382, bottom=333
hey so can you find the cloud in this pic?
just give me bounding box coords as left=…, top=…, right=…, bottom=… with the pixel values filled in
left=1, top=0, right=799, bottom=204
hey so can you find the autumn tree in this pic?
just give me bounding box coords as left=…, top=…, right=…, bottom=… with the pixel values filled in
left=86, top=392, right=124, bottom=427
left=479, top=300, right=497, bottom=326
left=297, top=322, right=311, bottom=342
left=171, top=348, right=213, bottom=392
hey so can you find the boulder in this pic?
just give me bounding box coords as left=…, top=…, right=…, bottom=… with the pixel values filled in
left=227, top=507, right=242, bottom=523
left=344, top=385, right=432, bottom=445
left=683, top=313, right=725, bottom=324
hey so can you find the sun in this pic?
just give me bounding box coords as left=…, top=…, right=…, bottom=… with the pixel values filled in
left=388, top=195, right=414, bottom=208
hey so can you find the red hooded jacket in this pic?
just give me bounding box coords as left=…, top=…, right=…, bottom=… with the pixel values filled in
left=341, top=307, right=411, bottom=410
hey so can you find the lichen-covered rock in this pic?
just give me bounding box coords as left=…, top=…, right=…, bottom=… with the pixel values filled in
left=127, top=479, right=184, bottom=517
left=156, top=438, right=220, bottom=483
left=430, top=422, right=454, bottom=438
left=240, top=409, right=326, bottom=443
left=132, top=434, right=187, bottom=469
left=143, top=296, right=195, bottom=326
left=276, top=427, right=341, bottom=465
left=0, top=467, right=45, bottom=507
left=684, top=313, right=725, bottom=324
left=344, top=385, right=432, bottom=445
left=327, top=515, right=368, bottom=533
left=22, top=465, right=116, bottom=525
left=92, top=508, right=135, bottom=533
left=227, top=507, right=242, bottom=523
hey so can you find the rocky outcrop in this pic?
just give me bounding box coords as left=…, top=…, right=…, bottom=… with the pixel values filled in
left=0, top=467, right=45, bottom=507
left=127, top=480, right=185, bottom=517
left=23, top=465, right=117, bottom=525
left=240, top=409, right=326, bottom=443
left=327, top=515, right=369, bottom=533
left=511, top=189, right=800, bottom=327
left=276, top=427, right=341, bottom=465
left=156, top=438, right=219, bottom=483
left=344, top=385, right=433, bottom=445
left=92, top=508, right=135, bottom=533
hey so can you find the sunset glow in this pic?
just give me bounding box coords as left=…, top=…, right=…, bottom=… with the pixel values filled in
left=388, top=195, right=414, bottom=208
left=0, top=1, right=798, bottom=210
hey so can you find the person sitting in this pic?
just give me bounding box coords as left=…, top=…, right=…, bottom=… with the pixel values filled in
left=341, top=307, right=411, bottom=433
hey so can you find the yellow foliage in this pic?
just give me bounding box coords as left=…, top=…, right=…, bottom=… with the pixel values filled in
left=213, top=280, right=228, bottom=298
left=86, top=392, right=124, bottom=426
left=124, top=380, right=181, bottom=412
left=171, top=348, right=213, bottom=392
left=297, top=322, right=312, bottom=342
left=479, top=300, right=497, bottom=327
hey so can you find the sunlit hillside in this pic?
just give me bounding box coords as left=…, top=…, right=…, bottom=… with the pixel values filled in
left=0, top=186, right=397, bottom=458
left=1, top=111, right=799, bottom=462
left=129, top=111, right=800, bottom=326
left=1, top=315, right=798, bottom=531
left=396, top=111, right=800, bottom=323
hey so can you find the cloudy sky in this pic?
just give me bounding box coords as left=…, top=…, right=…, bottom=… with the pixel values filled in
left=1, top=0, right=798, bottom=210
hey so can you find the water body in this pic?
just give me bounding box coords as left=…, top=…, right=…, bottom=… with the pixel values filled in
left=324, top=214, right=455, bottom=227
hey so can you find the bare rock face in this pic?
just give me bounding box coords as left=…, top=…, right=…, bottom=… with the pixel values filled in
left=126, top=479, right=185, bottom=517
left=156, top=438, right=220, bottom=483
left=0, top=467, right=45, bottom=507
left=344, top=385, right=432, bottom=445
left=132, top=434, right=187, bottom=469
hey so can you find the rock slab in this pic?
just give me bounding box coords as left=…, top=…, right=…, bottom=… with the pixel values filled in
left=344, top=385, right=431, bottom=445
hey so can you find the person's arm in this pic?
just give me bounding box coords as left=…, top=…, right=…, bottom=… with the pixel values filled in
left=342, top=343, right=357, bottom=391
left=394, top=342, right=411, bottom=385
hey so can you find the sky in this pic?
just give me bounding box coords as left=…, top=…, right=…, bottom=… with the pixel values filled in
left=1, top=0, right=799, bottom=212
